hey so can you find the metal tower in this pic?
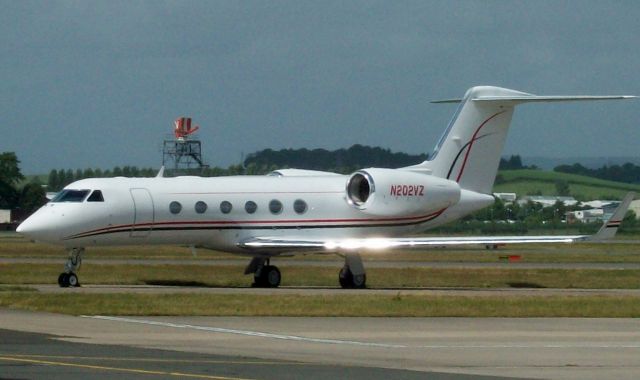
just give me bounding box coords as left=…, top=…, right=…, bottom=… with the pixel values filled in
left=162, top=117, right=208, bottom=176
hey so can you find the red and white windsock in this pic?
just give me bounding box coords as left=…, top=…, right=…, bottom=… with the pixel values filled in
left=174, top=117, right=200, bottom=139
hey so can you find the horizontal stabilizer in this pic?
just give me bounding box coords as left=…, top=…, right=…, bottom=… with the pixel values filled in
left=432, top=95, right=636, bottom=104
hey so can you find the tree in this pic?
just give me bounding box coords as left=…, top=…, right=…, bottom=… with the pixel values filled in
left=83, top=168, right=95, bottom=178
left=48, top=169, right=60, bottom=191
left=0, top=152, right=24, bottom=208
left=64, top=169, right=74, bottom=187
left=622, top=210, right=637, bottom=229
left=0, top=152, right=24, bottom=186
left=18, top=182, right=46, bottom=215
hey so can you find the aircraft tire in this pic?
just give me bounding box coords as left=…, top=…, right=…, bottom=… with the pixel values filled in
left=58, top=273, right=69, bottom=288
left=264, top=265, right=281, bottom=288
left=67, top=272, right=79, bottom=287
left=339, top=267, right=352, bottom=288
left=352, top=273, right=366, bottom=289
left=253, top=265, right=281, bottom=288
left=339, top=267, right=366, bottom=289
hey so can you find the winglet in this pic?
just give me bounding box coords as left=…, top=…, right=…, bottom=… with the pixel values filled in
left=589, top=192, right=635, bottom=241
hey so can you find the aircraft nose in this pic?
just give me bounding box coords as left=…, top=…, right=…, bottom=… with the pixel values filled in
left=16, top=217, right=38, bottom=235
left=16, top=214, right=56, bottom=242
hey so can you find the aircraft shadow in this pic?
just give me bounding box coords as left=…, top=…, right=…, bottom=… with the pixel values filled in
left=143, top=280, right=211, bottom=287
left=506, top=282, right=546, bottom=288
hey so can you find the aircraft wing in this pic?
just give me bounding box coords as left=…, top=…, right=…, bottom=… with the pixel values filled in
left=238, top=192, right=634, bottom=253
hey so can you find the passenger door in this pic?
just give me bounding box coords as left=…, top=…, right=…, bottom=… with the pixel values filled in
left=130, top=188, right=154, bottom=237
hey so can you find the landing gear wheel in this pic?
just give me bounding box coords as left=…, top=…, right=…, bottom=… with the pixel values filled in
left=339, top=267, right=351, bottom=288
left=265, top=265, right=281, bottom=288
left=58, top=273, right=69, bottom=287
left=352, top=273, right=366, bottom=288
left=67, top=272, right=79, bottom=287
left=253, top=265, right=281, bottom=288
left=339, top=267, right=366, bottom=289
left=58, top=272, right=79, bottom=287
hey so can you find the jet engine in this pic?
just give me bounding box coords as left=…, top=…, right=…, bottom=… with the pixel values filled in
left=346, top=168, right=461, bottom=216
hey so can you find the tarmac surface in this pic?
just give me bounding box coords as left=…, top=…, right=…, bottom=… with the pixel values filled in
left=0, top=328, right=461, bottom=380
left=2, top=309, right=639, bottom=380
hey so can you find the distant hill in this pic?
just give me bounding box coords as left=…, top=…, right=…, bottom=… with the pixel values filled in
left=523, top=156, right=640, bottom=170
left=493, top=169, right=640, bottom=200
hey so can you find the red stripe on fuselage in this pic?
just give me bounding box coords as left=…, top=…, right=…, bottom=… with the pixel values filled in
left=65, top=208, right=448, bottom=240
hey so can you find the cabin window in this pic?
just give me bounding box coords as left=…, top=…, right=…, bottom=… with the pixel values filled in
left=195, top=201, right=207, bottom=214
left=293, top=199, right=308, bottom=214
left=87, top=190, right=104, bottom=202
left=51, top=189, right=90, bottom=203
left=245, top=201, right=257, bottom=214
left=269, top=199, right=283, bottom=215
left=220, top=201, right=232, bottom=214
left=169, top=201, right=182, bottom=214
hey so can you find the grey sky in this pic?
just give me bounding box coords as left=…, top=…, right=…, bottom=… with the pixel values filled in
left=2, top=0, right=639, bottom=174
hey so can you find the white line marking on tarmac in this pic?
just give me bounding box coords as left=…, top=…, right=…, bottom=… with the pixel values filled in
left=82, top=316, right=406, bottom=348
left=82, top=316, right=640, bottom=350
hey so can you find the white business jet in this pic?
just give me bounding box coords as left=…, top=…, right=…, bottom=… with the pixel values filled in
left=17, top=86, right=636, bottom=288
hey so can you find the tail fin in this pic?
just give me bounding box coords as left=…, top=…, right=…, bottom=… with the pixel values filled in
left=408, top=86, right=635, bottom=194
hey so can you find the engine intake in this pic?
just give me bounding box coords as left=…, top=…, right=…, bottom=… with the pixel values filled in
left=346, top=171, right=374, bottom=206
left=346, top=168, right=460, bottom=216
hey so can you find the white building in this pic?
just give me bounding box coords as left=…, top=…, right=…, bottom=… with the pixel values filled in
left=566, top=209, right=605, bottom=224
left=0, top=210, right=10, bottom=224
left=519, top=196, right=578, bottom=207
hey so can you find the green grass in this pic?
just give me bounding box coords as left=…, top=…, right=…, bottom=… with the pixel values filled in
left=2, top=264, right=640, bottom=289
left=1, top=292, right=639, bottom=317
left=494, top=169, right=640, bottom=199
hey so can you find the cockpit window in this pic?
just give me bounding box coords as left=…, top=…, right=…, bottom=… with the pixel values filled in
left=87, top=190, right=104, bottom=202
left=51, top=189, right=90, bottom=203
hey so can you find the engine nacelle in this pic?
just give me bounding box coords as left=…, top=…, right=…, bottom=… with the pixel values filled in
left=346, top=168, right=461, bottom=216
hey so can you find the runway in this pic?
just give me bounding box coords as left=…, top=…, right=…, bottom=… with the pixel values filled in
left=1, top=309, right=639, bottom=380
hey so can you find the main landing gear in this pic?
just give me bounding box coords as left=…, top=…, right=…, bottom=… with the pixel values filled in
left=338, top=253, right=366, bottom=289
left=246, top=256, right=281, bottom=288
left=58, top=247, right=84, bottom=288
left=245, top=253, right=367, bottom=289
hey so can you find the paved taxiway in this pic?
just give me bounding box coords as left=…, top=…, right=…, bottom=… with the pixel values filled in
left=2, top=309, right=639, bottom=380
left=0, top=328, right=445, bottom=380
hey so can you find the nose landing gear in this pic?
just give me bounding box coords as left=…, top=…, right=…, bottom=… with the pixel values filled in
left=58, top=247, right=84, bottom=288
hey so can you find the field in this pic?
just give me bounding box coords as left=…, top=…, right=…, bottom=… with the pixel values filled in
left=493, top=169, right=640, bottom=199
left=1, top=233, right=640, bottom=317
left=2, top=292, right=639, bottom=317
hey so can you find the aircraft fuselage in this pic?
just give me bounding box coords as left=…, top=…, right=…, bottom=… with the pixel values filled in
left=20, top=174, right=487, bottom=252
